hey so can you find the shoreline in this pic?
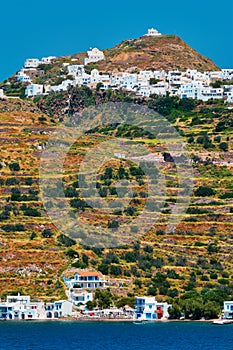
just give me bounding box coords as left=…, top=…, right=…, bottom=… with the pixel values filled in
left=0, top=317, right=222, bottom=323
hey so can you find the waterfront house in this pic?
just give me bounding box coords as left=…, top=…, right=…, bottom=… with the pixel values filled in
left=63, top=269, right=107, bottom=290
left=45, top=300, right=72, bottom=319
left=68, top=288, right=93, bottom=305
left=222, top=301, right=233, bottom=319
left=0, top=294, right=45, bottom=320
left=134, top=296, right=171, bottom=321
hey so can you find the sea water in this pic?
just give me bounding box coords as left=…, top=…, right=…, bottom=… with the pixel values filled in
left=1, top=321, right=232, bottom=350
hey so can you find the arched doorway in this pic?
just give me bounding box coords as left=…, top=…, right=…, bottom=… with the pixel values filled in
left=46, top=312, right=53, bottom=318
left=54, top=312, right=59, bottom=318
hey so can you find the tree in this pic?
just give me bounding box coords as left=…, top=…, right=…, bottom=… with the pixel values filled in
left=194, top=186, right=215, bottom=197
left=110, top=265, right=122, bottom=276
left=30, top=232, right=37, bottom=240
left=65, top=249, right=79, bottom=259
left=82, top=253, right=89, bottom=266
left=207, top=243, right=218, bottom=254
left=168, top=304, right=181, bottom=319
left=149, top=78, right=159, bottom=85
left=57, top=234, right=76, bottom=246
left=42, top=229, right=54, bottom=238
left=219, top=142, right=228, bottom=152
left=95, top=288, right=113, bottom=309
left=203, top=301, right=221, bottom=319
left=9, top=162, right=20, bottom=172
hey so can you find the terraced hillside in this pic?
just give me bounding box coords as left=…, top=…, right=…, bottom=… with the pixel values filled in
left=0, top=89, right=232, bottom=314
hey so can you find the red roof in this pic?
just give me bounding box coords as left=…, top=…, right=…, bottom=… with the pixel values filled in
left=76, top=270, right=102, bottom=277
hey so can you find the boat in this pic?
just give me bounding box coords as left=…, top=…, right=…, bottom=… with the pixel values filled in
left=212, top=319, right=233, bottom=325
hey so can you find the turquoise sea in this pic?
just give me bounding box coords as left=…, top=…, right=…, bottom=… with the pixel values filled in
left=1, top=321, right=233, bottom=350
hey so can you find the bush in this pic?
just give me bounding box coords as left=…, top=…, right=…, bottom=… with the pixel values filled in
left=194, top=186, right=215, bottom=197
left=9, top=163, right=20, bottom=172
left=65, top=249, right=79, bottom=258
left=110, top=265, right=122, bottom=276
left=6, top=178, right=19, bottom=186
left=219, top=142, right=228, bottom=151
left=2, top=224, right=25, bottom=232
left=207, top=243, right=218, bottom=254
left=57, top=234, right=76, bottom=246
left=30, top=232, right=37, bottom=240
left=42, top=229, right=54, bottom=238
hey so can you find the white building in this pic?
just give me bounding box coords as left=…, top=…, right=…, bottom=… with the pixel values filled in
left=63, top=270, right=106, bottom=290
left=26, top=84, right=43, bottom=97
left=167, top=70, right=182, bottom=85
left=222, top=301, right=233, bottom=319
left=68, top=288, right=93, bottom=305
left=209, top=71, right=222, bottom=82
left=41, top=56, right=56, bottom=64
left=84, top=48, right=105, bottom=65
left=134, top=296, right=171, bottom=321
left=179, top=82, right=223, bottom=101
left=145, top=28, right=162, bottom=36
left=0, top=89, right=4, bottom=98
left=221, top=69, right=233, bottom=80
left=223, top=85, right=233, bottom=103
left=67, top=64, right=85, bottom=76
left=45, top=300, right=72, bottom=319
left=24, top=58, right=40, bottom=68
left=17, top=69, right=31, bottom=83
left=50, top=79, right=74, bottom=92
left=0, top=294, right=45, bottom=320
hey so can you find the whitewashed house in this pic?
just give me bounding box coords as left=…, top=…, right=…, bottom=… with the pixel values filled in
left=221, top=69, right=233, bottom=80
left=153, top=70, right=167, bottom=80
left=63, top=270, right=106, bottom=290
left=121, top=73, right=138, bottom=90
left=17, top=69, right=31, bottom=83
left=41, top=56, right=56, bottom=64
left=167, top=70, right=182, bottom=86
left=222, top=301, right=233, bottom=319
left=198, top=86, right=223, bottom=101
left=223, top=85, right=233, bottom=103
left=67, top=64, right=85, bottom=76
left=209, top=71, right=222, bottom=82
left=45, top=300, right=72, bottom=318
left=84, top=48, right=105, bottom=65
left=26, top=84, right=43, bottom=97
left=50, top=79, right=74, bottom=92
left=68, top=288, right=93, bottom=305
left=90, top=69, right=102, bottom=83
left=134, top=297, right=171, bottom=321
left=24, top=58, right=40, bottom=68
left=151, top=82, right=169, bottom=95
left=0, top=89, right=4, bottom=98
left=0, top=294, right=45, bottom=320
left=145, top=28, right=162, bottom=36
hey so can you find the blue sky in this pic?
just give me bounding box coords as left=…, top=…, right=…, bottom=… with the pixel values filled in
left=1, top=0, right=233, bottom=81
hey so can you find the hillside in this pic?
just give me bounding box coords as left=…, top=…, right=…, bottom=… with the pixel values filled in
left=0, top=89, right=232, bottom=313
left=73, top=35, right=219, bottom=73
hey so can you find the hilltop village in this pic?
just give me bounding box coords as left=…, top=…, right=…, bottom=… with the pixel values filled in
left=1, top=29, right=233, bottom=103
